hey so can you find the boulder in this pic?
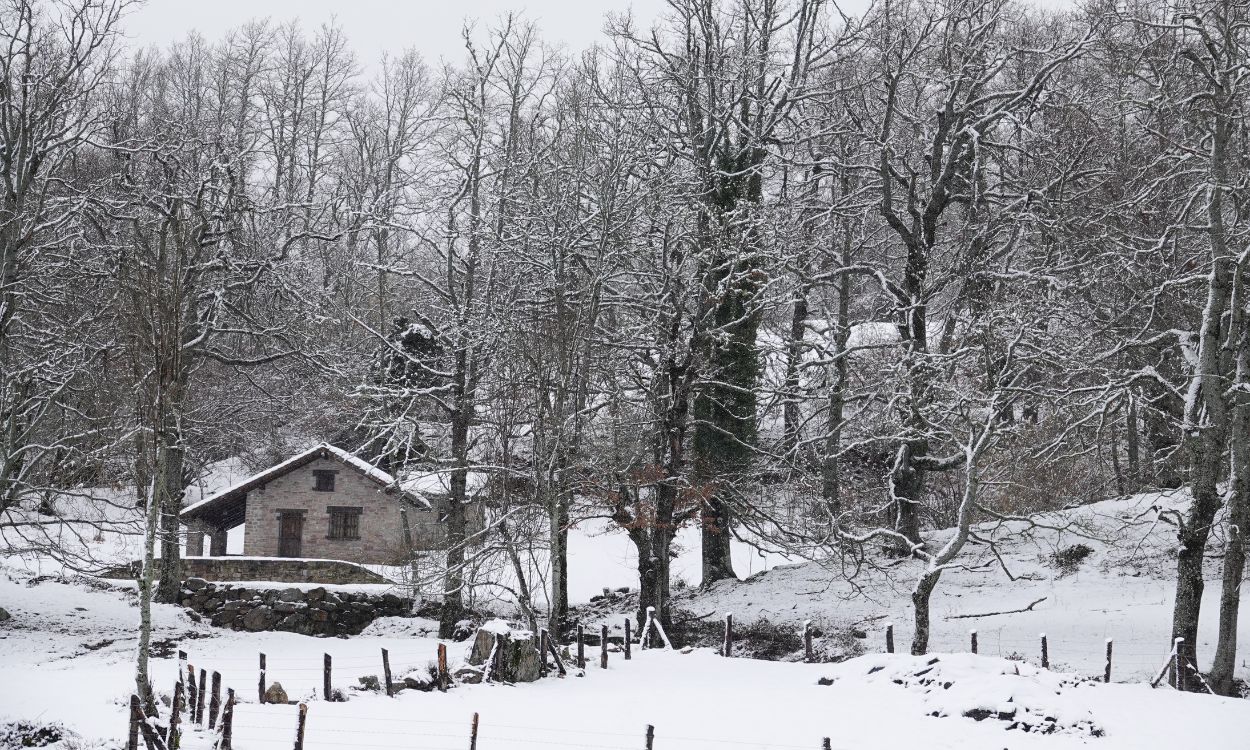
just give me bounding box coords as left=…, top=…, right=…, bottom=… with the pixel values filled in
left=467, top=621, right=542, bottom=682
left=0, top=607, right=11, bottom=622
left=184, top=578, right=208, bottom=592
left=453, top=666, right=483, bottom=685
left=357, top=675, right=381, bottom=692
left=242, top=606, right=280, bottom=632
left=306, top=587, right=327, bottom=602
left=276, top=588, right=304, bottom=603
left=263, top=682, right=289, bottom=704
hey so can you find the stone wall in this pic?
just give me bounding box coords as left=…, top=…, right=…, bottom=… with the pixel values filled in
left=241, top=456, right=438, bottom=564
left=101, top=557, right=393, bottom=585
left=180, top=578, right=411, bottom=636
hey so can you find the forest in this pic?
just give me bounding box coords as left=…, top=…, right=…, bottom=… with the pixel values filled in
left=1, top=0, right=1248, bottom=701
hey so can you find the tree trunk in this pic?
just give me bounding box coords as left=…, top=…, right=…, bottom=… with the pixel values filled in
left=154, top=424, right=185, bottom=604
left=910, top=569, right=941, bottom=655
left=547, top=488, right=570, bottom=636
left=889, top=441, right=926, bottom=554
left=438, top=390, right=472, bottom=639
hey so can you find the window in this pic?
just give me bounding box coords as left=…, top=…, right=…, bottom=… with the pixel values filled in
left=313, top=470, right=337, bottom=492
left=327, top=506, right=362, bottom=540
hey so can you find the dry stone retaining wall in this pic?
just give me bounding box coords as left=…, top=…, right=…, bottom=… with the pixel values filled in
left=179, top=578, right=411, bottom=636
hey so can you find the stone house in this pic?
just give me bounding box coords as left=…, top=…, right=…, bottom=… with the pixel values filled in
left=180, top=444, right=486, bottom=566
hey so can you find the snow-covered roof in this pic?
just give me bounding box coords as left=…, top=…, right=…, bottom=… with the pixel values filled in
left=400, top=470, right=490, bottom=499
left=181, top=444, right=428, bottom=521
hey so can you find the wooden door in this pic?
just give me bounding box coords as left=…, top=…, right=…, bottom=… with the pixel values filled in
left=278, top=512, right=303, bottom=557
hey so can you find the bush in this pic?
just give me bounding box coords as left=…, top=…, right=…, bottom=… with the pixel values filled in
left=1050, top=544, right=1094, bottom=575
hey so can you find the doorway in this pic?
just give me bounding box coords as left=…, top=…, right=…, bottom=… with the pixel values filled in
left=277, top=511, right=304, bottom=557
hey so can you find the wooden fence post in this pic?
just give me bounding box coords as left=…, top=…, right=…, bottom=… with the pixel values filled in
left=258, top=653, right=267, bottom=704
left=186, top=666, right=198, bottom=724
left=127, top=695, right=140, bottom=750
left=469, top=712, right=480, bottom=750
left=624, top=618, right=632, bottom=660
left=208, top=672, right=222, bottom=729
left=382, top=648, right=394, bottom=697
left=1104, top=639, right=1113, bottom=683
left=1040, top=633, right=1049, bottom=669
left=323, top=653, right=333, bottom=701
left=821, top=739, right=831, bottom=750
left=969, top=630, right=978, bottom=655
left=600, top=625, right=609, bottom=669
left=438, top=643, right=449, bottom=691
left=885, top=623, right=894, bottom=654
left=166, top=680, right=183, bottom=749
left=195, top=669, right=207, bottom=725
left=803, top=620, right=813, bottom=663
left=539, top=629, right=550, bottom=677
left=645, top=724, right=655, bottom=750
left=293, top=703, right=307, bottom=750
left=577, top=625, right=586, bottom=669
left=723, top=613, right=733, bottom=657
left=219, top=689, right=235, bottom=750
left=177, top=651, right=187, bottom=680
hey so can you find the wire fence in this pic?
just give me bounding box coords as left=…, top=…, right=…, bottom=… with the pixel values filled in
left=140, top=614, right=1190, bottom=750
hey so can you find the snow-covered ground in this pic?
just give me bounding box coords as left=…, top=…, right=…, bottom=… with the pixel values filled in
left=2, top=488, right=1248, bottom=750
left=1, top=562, right=1247, bottom=750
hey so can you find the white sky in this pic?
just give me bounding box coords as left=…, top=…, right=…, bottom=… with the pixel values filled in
left=122, top=0, right=1078, bottom=68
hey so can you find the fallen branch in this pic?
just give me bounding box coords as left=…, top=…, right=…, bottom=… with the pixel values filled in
left=947, top=597, right=1047, bottom=620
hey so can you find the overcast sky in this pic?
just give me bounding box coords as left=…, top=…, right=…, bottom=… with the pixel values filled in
left=122, top=0, right=1078, bottom=68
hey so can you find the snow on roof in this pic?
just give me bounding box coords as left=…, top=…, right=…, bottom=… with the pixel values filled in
left=181, top=444, right=426, bottom=517
left=400, top=469, right=490, bottom=498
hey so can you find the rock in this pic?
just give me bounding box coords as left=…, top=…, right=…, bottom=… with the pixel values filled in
left=276, top=588, right=304, bottom=603
left=203, top=598, right=222, bottom=610
left=242, top=606, right=279, bottom=632
left=308, top=609, right=330, bottom=623
left=263, top=682, right=289, bottom=704
left=466, top=622, right=541, bottom=682
left=306, top=587, right=327, bottom=602
left=358, top=675, right=381, bottom=691
left=0, top=607, right=11, bottom=622
left=402, top=674, right=435, bottom=692
left=185, top=610, right=203, bottom=624
left=184, top=578, right=208, bottom=591
left=453, top=666, right=483, bottom=684
left=273, top=602, right=300, bottom=615
left=277, top=614, right=313, bottom=635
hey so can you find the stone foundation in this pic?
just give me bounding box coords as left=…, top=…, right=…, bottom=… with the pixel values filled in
left=179, top=578, right=411, bottom=636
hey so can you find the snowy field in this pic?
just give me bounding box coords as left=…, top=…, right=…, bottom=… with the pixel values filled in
left=3, top=489, right=1249, bottom=750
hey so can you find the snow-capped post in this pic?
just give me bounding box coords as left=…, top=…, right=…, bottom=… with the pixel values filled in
left=437, top=644, right=449, bottom=691
left=323, top=654, right=332, bottom=701
left=1173, top=638, right=1186, bottom=691
left=186, top=666, right=198, bottom=722
left=177, top=651, right=187, bottom=681
left=969, top=630, right=978, bottom=655
left=293, top=703, right=307, bottom=750
left=1104, top=639, right=1113, bottom=683
left=208, top=671, right=222, bottom=729
left=127, top=694, right=141, bottom=750
left=803, top=620, right=813, bottom=662
left=600, top=625, right=609, bottom=669
left=723, top=613, right=733, bottom=657
left=885, top=623, right=894, bottom=654
left=196, top=668, right=207, bottom=724
left=219, top=689, right=235, bottom=750
left=258, top=653, right=266, bottom=704
left=382, top=649, right=393, bottom=697
left=576, top=625, right=586, bottom=668
left=645, top=724, right=655, bottom=750
left=624, top=618, right=632, bottom=660
left=469, top=712, right=479, bottom=750
left=166, top=680, right=183, bottom=747
left=1040, top=634, right=1049, bottom=669
left=539, top=629, right=550, bottom=677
